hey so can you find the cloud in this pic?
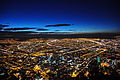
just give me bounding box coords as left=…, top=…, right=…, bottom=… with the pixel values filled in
left=37, top=28, right=49, bottom=31
left=13, top=31, right=37, bottom=33
left=45, top=24, right=73, bottom=27
left=67, top=30, right=74, bottom=31
left=0, top=24, right=9, bottom=27
left=0, top=24, right=9, bottom=30
left=55, top=30, right=61, bottom=31
left=55, top=29, right=74, bottom=32
left=0, top=28, right=3, bottom=30
left=4, top=28, right=36, bottom=30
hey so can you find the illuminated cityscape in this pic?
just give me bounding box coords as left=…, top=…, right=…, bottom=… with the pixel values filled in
left=0, top=0, right=120, bottom=79
left=0, top=38, right=120, bottom=80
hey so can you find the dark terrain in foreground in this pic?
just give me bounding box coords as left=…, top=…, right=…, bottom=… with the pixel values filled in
left=0, top=31, right=120, bottom=41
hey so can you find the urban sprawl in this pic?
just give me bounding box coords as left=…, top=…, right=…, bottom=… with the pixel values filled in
left=0, top=38, right=120, bottom=80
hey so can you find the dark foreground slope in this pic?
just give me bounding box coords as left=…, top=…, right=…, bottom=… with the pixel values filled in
left=0, top=31, right=120, bottom=41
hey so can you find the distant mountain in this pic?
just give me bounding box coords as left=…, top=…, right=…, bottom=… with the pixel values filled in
left=0, top=31, right=120, bottom=41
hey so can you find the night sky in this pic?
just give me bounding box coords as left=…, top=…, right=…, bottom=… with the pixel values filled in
left=0, top=0, right=120, bottom=33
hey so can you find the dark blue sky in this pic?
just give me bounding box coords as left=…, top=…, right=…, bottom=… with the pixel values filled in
left=0, top=0, right=120, bottom=33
